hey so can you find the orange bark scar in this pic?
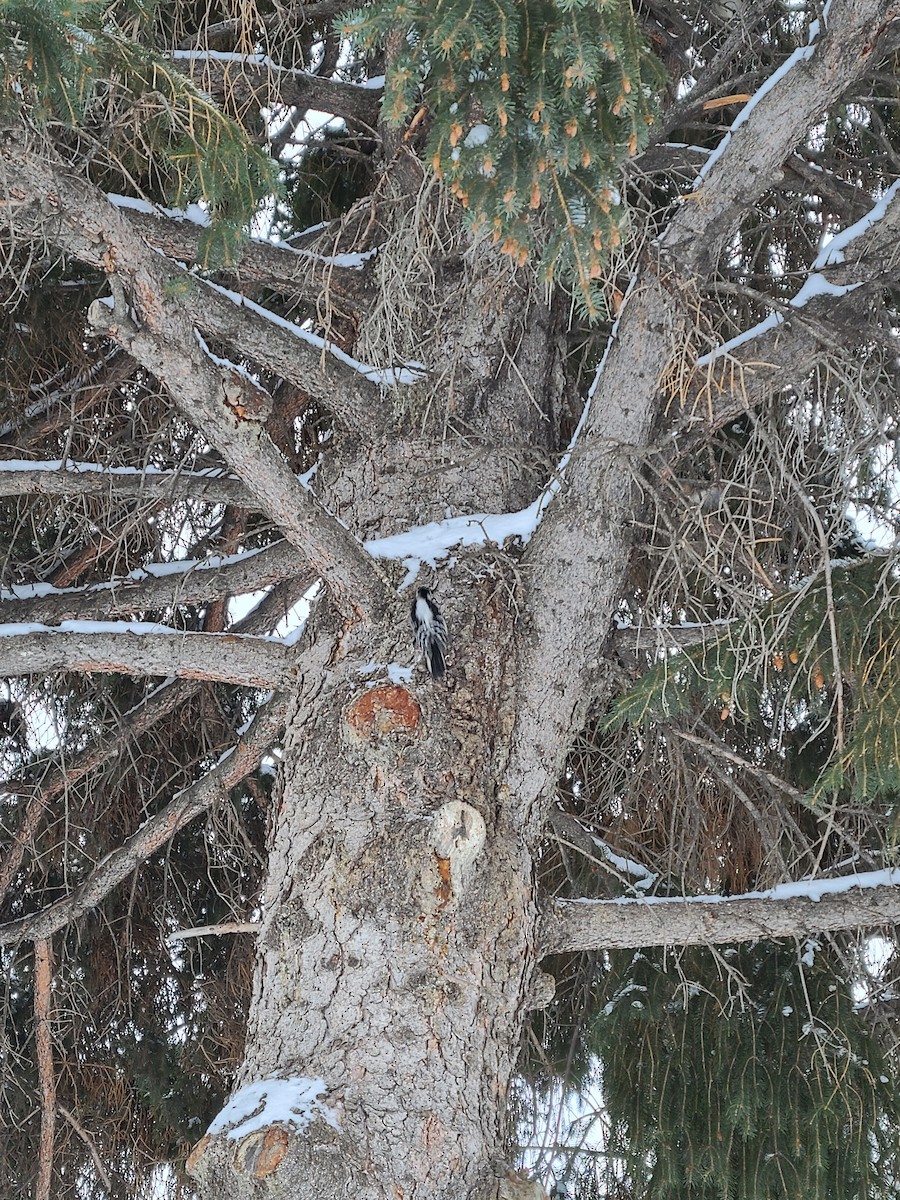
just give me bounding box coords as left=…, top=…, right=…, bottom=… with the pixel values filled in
left=346, top=685, right=421, bottom=737
left=233, top=1127, right=290, bottom=1176
left=186, top=1135, right=210, bottom=1172
left=434, top=853, right=453, bottom=907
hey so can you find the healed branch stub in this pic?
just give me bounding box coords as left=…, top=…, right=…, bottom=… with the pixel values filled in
left=419, top=800, right=487, bottom=914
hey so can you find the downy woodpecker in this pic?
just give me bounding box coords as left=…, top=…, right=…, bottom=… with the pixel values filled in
left=411, top=587, right=448, bottom=679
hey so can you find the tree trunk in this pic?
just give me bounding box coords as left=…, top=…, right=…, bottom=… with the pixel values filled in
left=188, top=267, right=560, bottom=1199
left=189, top=596, right=539, bottom=1199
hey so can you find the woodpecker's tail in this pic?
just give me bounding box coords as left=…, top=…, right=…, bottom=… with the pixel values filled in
left=426, top=639, right=445, bottom=679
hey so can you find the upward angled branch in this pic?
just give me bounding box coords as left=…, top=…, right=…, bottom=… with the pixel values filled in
left=663, top=1, right=900, bottom=273
left=0, top=688, right=295, bottom=948
left=510, top=0, right=899, bottom=831
left=108, top=198, right=374, bottom=308
left=665, top=179, right=900, bottom=456
left=0, top=134, right=393, bottom=623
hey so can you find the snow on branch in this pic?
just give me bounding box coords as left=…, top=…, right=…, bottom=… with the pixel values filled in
left=502, top=0, right=900, bottom=824
left=0, top=541, right=312, bottom=626
left=0, top=578, right=312, bottom=910
left=0, top=459, right=254, bottom=507
left=663, top=0, right=900, bottom=274
left=201, top=279, right=426, bottom=387
left=0, top=135, right=393, bottom=622
left=89, top=290, right=389, bottom=618
left=365, top=506, right=544, bottom=586
left=541, top=869, right=900, bottom=954
left=656, top=181, right=900, bottom=456
left=104, top=194, right=376, bottom=309
left=697, top=179, right=900, bottom=367
left=0, top=623, right=295, bottom=687
left=6, top=150, right=390, bottom=440
left=0, top=691, right=292, bottom=948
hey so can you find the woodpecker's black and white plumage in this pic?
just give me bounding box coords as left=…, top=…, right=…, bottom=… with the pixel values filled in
left=411, top=587, right=448, bottom=679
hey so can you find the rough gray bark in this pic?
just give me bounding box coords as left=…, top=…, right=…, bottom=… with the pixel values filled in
left=4, top=154, right=390, bottom=438
left=0, top=540, right=312, bottom=626
left=107, top=189, right=373, bottom=304
left=0, top=462, right=255, bottom=506
left=542, top=882, right=900, bottom=953
left=186, top=6, right=900, bottom=1196
left=3, top=1, right=900, bottom=1196
left=0, top=627, right=293, bottom=686
left=186, top=587, right=541, bottom=1200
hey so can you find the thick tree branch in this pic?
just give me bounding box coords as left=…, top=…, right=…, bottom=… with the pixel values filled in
left=166, top=279, right=394, bottom=439
left=109, top=202, right=373, bottom=307
left=676, top=178, right=900, bottom=443
left=541, top=871, right=900, bottom=953
left=0, top=135, right=393, bottom=622
left=0, top=541, right=312, bottom=625
left=0, top=626, right=294, bottom=687
left=511, top=0, right=898, bottom=832
left=0, top=461, right=254, bottom=507
left=3, top=150, right=389, bottom=440
left=0, top=579, right=308, bottom=909
left=0, top=689, right=294, bottom=947
left=663, top=2, right=900, bottom=272
left=175, top=56, right=382, bottom=129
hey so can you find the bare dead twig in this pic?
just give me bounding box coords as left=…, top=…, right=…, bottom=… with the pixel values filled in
left=57, top=1105, right=113, bottom=1193
left=166, top=920, right=260, bottom=943
left=667, top=725, right=802, bottom=799
left=0, top=789, right=47, bottom=907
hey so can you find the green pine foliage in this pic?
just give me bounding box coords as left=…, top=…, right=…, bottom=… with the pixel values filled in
left=343, top=0, right=664, bottom=318
left=593, top=941, right=900, bottom=1200
left=0, top=0, right=279, bottom=265
left=604, top=558, right=900, bottom=806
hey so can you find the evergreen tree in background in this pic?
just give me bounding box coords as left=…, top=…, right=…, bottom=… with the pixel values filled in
left=1, top=0, right=900, bottom=1198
